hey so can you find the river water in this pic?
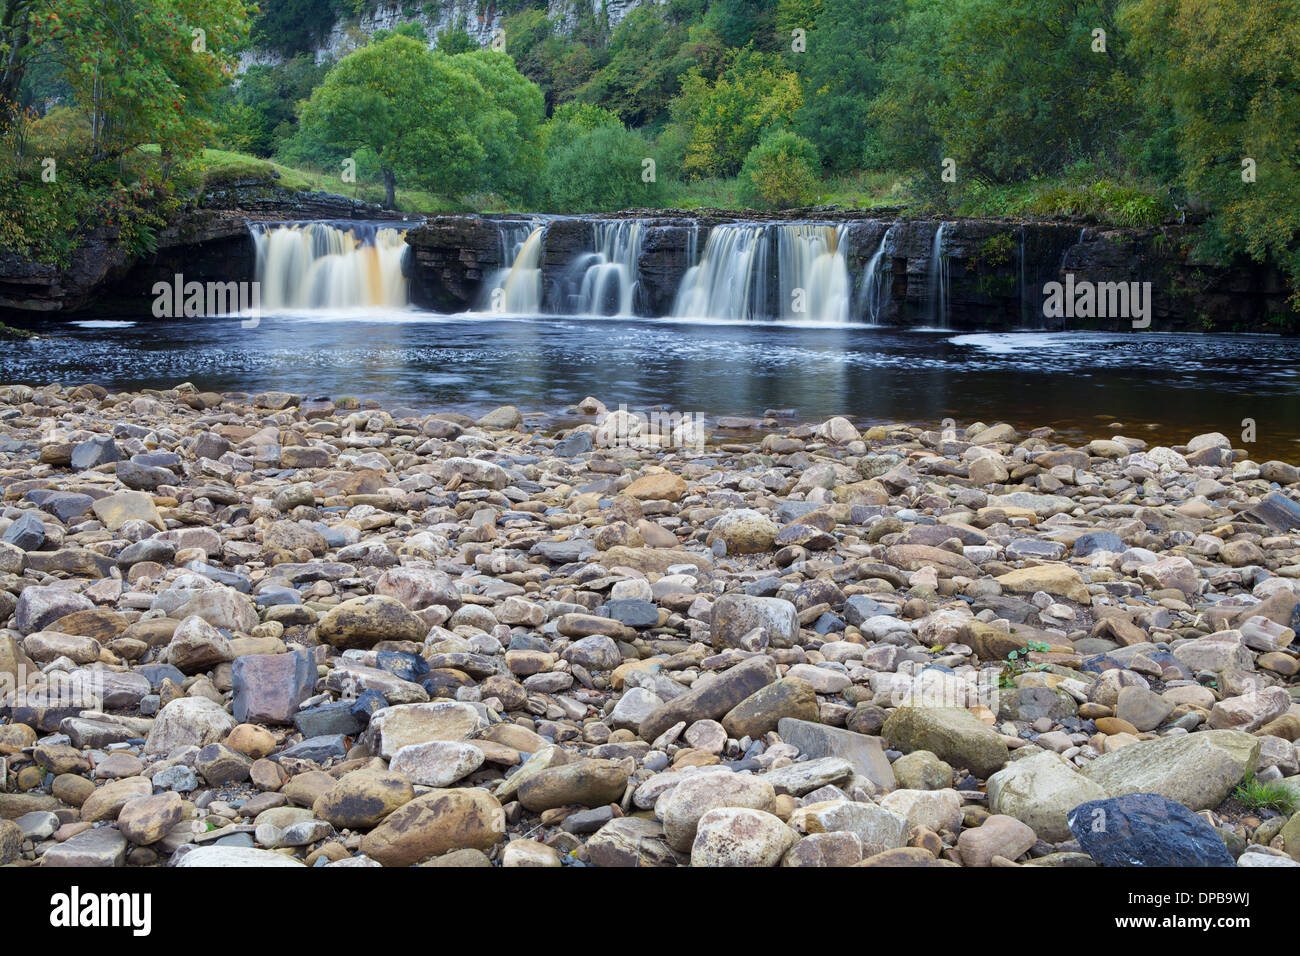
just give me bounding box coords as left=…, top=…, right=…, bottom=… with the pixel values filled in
left=5, top=312, right=1299, bottom=460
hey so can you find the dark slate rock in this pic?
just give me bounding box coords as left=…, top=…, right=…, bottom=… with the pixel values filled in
left=530, top=540, right=598, bottom=563
left=606, top=598, right=659, bottom=629
left=135, top=663, right=187, bottom=691
left=117, top=538, right=176, bottom=566
left=70, top=436, right=121, bottom=470
left=554, top=432, right=594, bottom=457
left=293, top=701, right=365, bottom=739
left=1067, top=793, right=1235, bottom=867
left=375, top=650, right=430, bottom=683
left=115, top=459, right=174, bottom=491
left=349, top=690, right=387, bottom=726
left=775, top=500, right=823, bottom=524
left=276, top=734, right=348, bottom=763
left=844, top=594, right=890, bottom=625
left=2, top=512, right=46, bottom=551
left=813, top=612, right=844, bottom=634
left=25, top=490, right=94, bottom=523
left=131, top=451, right=182, bottom=470
left=184, top=561, right=251, bottom=592
left=254, top=587, right=303, bottom=607
left=1073, top=531, right=1125, bottom=556
left=508, top=634, right=550, bottom=652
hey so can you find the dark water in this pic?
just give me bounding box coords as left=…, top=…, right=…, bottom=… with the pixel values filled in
left=6, top=311, right=1300, bottom=461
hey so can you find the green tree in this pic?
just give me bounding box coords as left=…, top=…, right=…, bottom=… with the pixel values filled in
left=794, top=0, right=901, bottom=172
left=542, top=121, right=663, bottom=212
left=452, top=48, right=545, bottom=203
left=298, top=35, right=486, bottom=207
left=32, top=0, right=252, bottom=159
left=575, top=6, right=696, bottom=129
left=738, top=129, right=819, bottom=208
left=434, top=25, right=477, bottom=54
left=1124, top=0, right=1300, bottom=296
left=872, top=0, right=1136, bottom=187
left=668, top=47, right=801, bottom=178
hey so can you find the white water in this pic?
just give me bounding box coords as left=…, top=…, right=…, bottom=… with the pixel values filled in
left=927, top=222, right=949, bottom=328
left=858, top=226, right=895, bottom=325
left=776, top=224, right=851, bottom=323
left=672, top=223, right=770, bottom=321
left=575, top=220, right=643, bottom=316
left=251, top=222, right=409, bottom=309
left=483, top=220, right=545, bottom=314
left=672, top=222, right=852, bottom=323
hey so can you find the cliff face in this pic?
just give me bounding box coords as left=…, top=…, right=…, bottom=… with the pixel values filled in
left=240, top=0, right=662, bottom=69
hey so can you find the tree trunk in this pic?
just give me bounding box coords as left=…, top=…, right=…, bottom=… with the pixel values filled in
left=382, top=166, right=396, bottom=210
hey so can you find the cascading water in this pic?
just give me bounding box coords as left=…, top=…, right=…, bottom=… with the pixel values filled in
left=857, top=226, right=895, bottom=325
left=776, top=224, right=851, bottom=323
left=926, top=222, right=949, bottom=328
left=251, top=221, right=410, bottom=309
left=672, top=222, right=852, bottom=323
left=574, top=220, right=643, bottom=316
left=482, top=220, right=546, bottom=314
left=672, top=223, right=771, bottom=321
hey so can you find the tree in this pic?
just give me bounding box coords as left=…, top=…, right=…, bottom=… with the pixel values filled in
left=452, top=48, right=545, bottom=203
left=738, top=129, right=819, bottom=208
left=434, top=25, right=477, bottom=54
left=31, top=0, right=252, bottom=160
left=542, top=121, right=663, bottom=212
left=1124, top=0, right=1300, bottom=295
left=298, top=35, right=487, bottom=207
left=668, top=47, right=801, bottom=178
left=575, top=6, right=696, bottom=129
left=871, top=0, right=1136, bottom=187
left=794, top=0, right=902, bottom=172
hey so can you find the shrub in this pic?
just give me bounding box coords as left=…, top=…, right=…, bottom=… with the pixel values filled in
left=737, top=131, right=819, bottom=209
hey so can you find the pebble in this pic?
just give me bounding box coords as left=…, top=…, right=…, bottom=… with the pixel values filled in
left=0, top=392, right=1294, bottom=868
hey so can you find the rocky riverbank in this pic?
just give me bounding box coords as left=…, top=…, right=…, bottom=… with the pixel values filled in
left=1, top=385, right=1299, bottom=867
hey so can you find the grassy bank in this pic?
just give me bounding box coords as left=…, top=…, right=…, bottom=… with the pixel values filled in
left=197, top=149, right=1172, bottom=226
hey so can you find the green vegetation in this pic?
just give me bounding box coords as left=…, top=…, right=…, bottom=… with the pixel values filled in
left=1233, top=773, right=1297, bottom=814
left=998, top=641, right=1051, bottom=689
left=737, top=130, right=819, bottom=210
left=2, top=0, right=1298, bottom=299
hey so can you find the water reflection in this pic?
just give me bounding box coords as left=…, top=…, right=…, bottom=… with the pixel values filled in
left=10, top=314, right=1300, bottom=461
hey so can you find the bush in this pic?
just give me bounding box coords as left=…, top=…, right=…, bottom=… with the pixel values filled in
left=737, top=131, right=819, bottom=209
left=542, top=124, right=664, bottom=212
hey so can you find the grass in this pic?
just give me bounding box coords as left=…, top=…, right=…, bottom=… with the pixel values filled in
left=955, top=173, right=1172, bottom=228
left=144, top=146, right=1178, bottom=226
left=1233, top=773, right=1297, bottom=814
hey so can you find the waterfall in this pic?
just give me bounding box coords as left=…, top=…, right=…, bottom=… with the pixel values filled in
left=483, top=220, right=546, bottom=314
left=671, top=222, right=851, bottom=323
left=250, top=221, right=409, bottom=309
left=858, top=226, right=895, bottom=325
left=672, top=223, right=771, bottom=321
left=926, top=222, right=949, bottom=328
left=776, top=224, right=850, bottom=323
left=575, top=220, right=643, bottom=316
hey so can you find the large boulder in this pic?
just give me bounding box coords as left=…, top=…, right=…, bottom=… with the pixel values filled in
left=1067, top=793, right=1235, bottom=867
left=986, top=751, right=1108, bottom=841
left=317, top=595, right=429, bottom=650
left=1079, top=730, right=1259, bottom=810
left=882, top=707, right=1009, bottom=778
